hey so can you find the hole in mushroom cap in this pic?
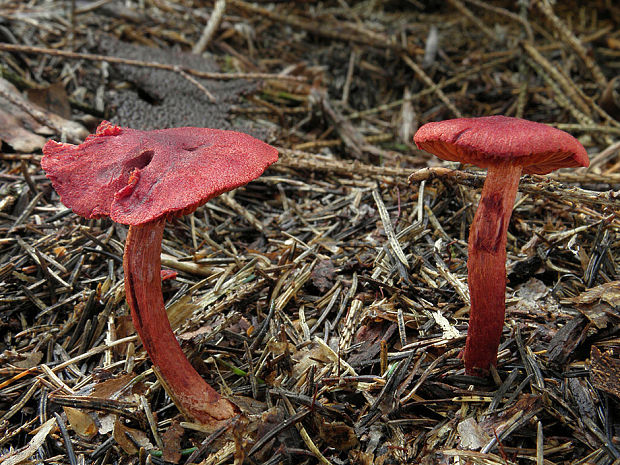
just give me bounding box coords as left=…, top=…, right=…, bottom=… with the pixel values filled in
left=114, top=150, right=154, bottom=201
left=132, top=150, right=154, bottom=171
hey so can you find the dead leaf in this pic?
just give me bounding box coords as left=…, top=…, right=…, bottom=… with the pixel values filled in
left=113, top=418, right=152, bottom=455
left=311, top=259, right=336, bottom=292
left=26, top=82, right=72, bottom=119
left=0, top=108, right=47, bottom=152
left=161, top=420, right=184, bottom=463
left=0, top=77, right=88, bottom=142
left=99, top=414, right=116, bottom=435
left=590, top=346, right=620, bottom=398
left=349, top=450, right=375, bottom=465
left=112, top=316, right=137, bottom=356
left=11, top=351, right=43, bottom=369
left=457, top=417, right=491, bottom=450
left=63, top=406, right=98, bottom=439
left=479, top=395, right=543, bottom=438
left=91, top=372, right=146, bottom=400
left=267, top=340, right=294, bottom=356
left=569, top=281, right=620, bottom=306
left=316, top=417, right=359, bottom=450
left=568, top=282, right=620, bottom=329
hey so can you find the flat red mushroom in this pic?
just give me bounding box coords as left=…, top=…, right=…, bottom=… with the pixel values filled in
left=42, top=120, right=278, bottom=424
left=414, top=116, right=589, bottom=376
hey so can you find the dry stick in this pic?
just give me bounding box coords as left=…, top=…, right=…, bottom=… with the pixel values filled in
left=408, top=167, right=620, bottom=211
left=372, top=189, right=409, bottom=268
left=464, top=0, right=534, bottom=41
left=293, top=133, right=392, bottom=151
left=447, top=0, right=496, bottom=41
left=228, top=0, right=415, bottom=54
left=522, top=41, right=619, bottom=127
left=523, top=54, right=594, bottom=127
left=515, top=60, right=529, bottom=119
left=341, top=49, right=357, bottom=105
left=0, top=42, right=304, bottom=82
left=280, top=147, right=620, bottom=188
left=400, top=54, right=462, bottom=118
left=74, top=0, right=116, bottom=14
left=554, top=124, right=620, bottom=137
left=277, top=148, right=411, bottom=180
left=515, top=1, right=531, bottom=118
left=193, top=0, right=227, bottom=55
left=174, top=67, right=216, bottom=103
left=535, top=0, right=607, bottom=89
left=350, top=55, right=516, bottom=119
left=520, top=41, right=592, bottom=117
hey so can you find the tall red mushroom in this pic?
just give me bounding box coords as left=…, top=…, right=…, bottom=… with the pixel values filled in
left=42, top=121, right=278, bottom=424
left=414, top=116, right=589, bottom=376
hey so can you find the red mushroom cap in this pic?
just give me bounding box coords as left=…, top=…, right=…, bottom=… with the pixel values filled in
left=414, top=116, right=589, bottom=175
left=42, top=121, right=278, bottom=225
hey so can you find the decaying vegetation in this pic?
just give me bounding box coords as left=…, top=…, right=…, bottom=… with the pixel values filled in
left=0, top=1, right=619, bottom=464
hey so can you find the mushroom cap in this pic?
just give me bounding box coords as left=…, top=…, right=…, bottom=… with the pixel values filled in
left=414, top=116, right=589, bottom=175
left=42, top=121, right=279, bottom=225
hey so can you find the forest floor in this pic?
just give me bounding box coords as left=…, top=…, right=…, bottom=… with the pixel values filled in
left=0, top=1, right=619, bottom=464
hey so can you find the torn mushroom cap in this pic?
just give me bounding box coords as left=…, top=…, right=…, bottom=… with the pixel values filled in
left=42, top=121, right=279, bottom=225
left=413, top=115, right=589, bottom=173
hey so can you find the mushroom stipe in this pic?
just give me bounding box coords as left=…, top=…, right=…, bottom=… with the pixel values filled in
left=42, top=121, right=278, bottom=424
left=414, top=116, right=589, bottom=376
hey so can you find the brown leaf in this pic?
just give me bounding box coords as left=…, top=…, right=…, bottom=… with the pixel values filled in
left=90, top=372, right=146, bottom=400
left=349, top=450, right=375, bottom=465
left=570, top=281, right=620, bottom=306
left=26, top=82, right=72, bottom=119
left=0, top=108, right=47, bottom=152
left=569, top=282, right=620, bottom=329
left=457, top=417, right=491, bottom=450
left=590, top=346, right=620, bottom=398
left=113, top=418, right=152, bottom=455
left=316, top=418, right=359, bottom=450
left=0, top=77, right=87, bottom=141
left=11, top=351, right=43, bottom=369
left=161, top=420, right=184, bottom=464
left=63, top=406, right=98, bottom=439
left=479, top=395, right=543, bottom=437
left=311, top=259, right=336, bottom=292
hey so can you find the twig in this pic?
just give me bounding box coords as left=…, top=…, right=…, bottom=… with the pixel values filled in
left=408, top=167, right=620, bottom=210
left=534, top=0, right=607, bottom=88
left=400, top=54, right=462, bottom=118
left=521, top=41, right=591, bottom=117
left=0, top=42, right=305, bottom=82
left=448, top=0, right=496, bottom=41
left=193, top=0, right=227, bottom=54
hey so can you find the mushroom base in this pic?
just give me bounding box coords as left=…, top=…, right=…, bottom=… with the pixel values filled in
left=124, top=219, right=239, bottom=424
left=464, top=163, right=522, bottom=376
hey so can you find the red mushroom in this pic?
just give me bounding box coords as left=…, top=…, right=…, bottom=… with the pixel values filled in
left=42, top=121, right=278, bottom=424
left=413, top=116, right=589, bottom=376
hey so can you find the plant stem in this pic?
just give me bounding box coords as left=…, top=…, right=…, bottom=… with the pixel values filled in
left=123, top=219, right=238, bottom=424
left=464, top=162, right=522, bottom=375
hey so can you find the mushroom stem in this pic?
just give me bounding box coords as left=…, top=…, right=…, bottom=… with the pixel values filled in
left=464, top=162, right=522, bottom=375
left=123, top=219, right=238, bottom=424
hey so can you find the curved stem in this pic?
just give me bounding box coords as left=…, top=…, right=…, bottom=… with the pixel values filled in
left=123, top=219, right=238, bottom=424
left=464, top=163, right=522, bottom=376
